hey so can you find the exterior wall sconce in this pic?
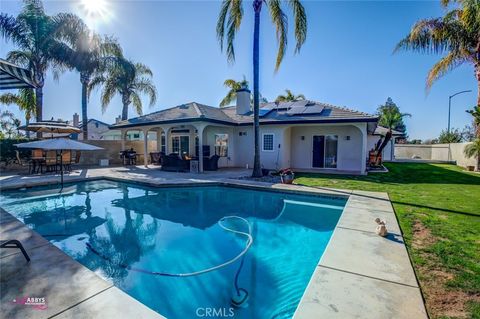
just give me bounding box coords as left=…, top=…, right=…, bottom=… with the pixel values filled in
left=301, top=136, right=305, bottom=140
left=345, top=136, right=351, bottom=140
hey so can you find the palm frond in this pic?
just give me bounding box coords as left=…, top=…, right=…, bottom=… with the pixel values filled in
left=130, top=91, right=143, bottom=116
left=226, top=0, right=243, bottom=63
left=134, top=63, right=153, bottom=77
left=100, top=78, right=117, bottom=114
left=464, top=138, right=480, bottom=158
left=0, top=14, right=30, bottom=49
left=220, top=90, right=236, bottom=107
left=426, top=52, right=468, bottom=89
left=288, top=0, right=307, bottom=53
left=217, top=0, right=232, bottom=52
left=268, top=0, right=288, bottom=71
left=6, top=50, right=32, bottom=67
left=133, top=78, right=157, bottom=107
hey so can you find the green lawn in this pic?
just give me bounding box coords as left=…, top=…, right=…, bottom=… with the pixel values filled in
left=295, top=163, right=480, bottom=319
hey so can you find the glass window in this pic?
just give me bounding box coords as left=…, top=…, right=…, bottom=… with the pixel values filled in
left=172, top=136, right=180, bottom=154
left=263, top=134, right=274, bottom=151
left=325, top=135, right=338, bottom=168
left=214, top=134, right=228, bottom=157
left=161, top=134, right=166, bottom=153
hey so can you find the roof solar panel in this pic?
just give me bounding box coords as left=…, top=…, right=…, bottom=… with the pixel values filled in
left=286, top=101, right=325, bottom=116
left=259, top=109, right=272, bottom=117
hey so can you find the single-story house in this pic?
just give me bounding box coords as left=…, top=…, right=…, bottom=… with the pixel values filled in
left=110, top=88, right=382, bottom=174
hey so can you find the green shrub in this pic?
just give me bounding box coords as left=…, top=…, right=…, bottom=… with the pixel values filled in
left=0, top=138, right=33, bottom=165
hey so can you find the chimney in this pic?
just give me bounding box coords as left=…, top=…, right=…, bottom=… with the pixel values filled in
left=115, top=115, right=122, bottom=124
left=236, top=86, right=251, bottom=115
left=73, top=113, right=80, bottom=127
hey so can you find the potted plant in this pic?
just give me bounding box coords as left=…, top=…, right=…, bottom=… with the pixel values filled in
left=279, top=168, right=295, bottom=184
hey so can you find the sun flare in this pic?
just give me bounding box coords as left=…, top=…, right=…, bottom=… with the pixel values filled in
left=80, top=0, right=108, bottom=17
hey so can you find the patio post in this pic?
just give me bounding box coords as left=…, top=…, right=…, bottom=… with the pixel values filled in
left=121, top=129, right=126, bottom=151
left=143, top=128, right=149, bottom=167
left=156, top=129, right=162, bottom=152
left=360, top=124, right=367, bottom=175
left=196, top=124, right=206, bottom=173
left=163, top=126, right=170, bottom=154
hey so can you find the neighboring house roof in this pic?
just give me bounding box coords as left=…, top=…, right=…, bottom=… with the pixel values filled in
left=373, top=126, right=405, bottom=136
left=111, top=101, right=378, bottom=129
left=78, top=118, right=111, bottom=128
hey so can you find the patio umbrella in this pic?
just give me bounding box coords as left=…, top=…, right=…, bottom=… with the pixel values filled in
left=15, top=138, right=103, bottom=188
left=19, top=121, right=81, bottom=138
left=0, top=58, right=37, bottom=90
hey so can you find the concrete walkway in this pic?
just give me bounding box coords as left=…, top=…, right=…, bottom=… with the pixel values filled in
left=294, top=190, right=428, bottom=319
left=0, top=208, right=164, bottom=319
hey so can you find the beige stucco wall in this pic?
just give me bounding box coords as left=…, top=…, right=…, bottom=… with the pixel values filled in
left=394, top=143, right=476, bottom=167
left=79, top=140, right=159, bottom=165
left=231, top=125, right=290, bottom=170
left=103, top=122, right=369, bottom=173
left=290, top=124, right=365, bottom=172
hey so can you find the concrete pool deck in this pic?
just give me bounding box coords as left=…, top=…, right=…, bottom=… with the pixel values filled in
left=0, top=166, right=427, bottom=318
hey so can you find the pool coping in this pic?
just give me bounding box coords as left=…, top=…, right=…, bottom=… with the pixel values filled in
left=0, top=174, right=428, bottom=319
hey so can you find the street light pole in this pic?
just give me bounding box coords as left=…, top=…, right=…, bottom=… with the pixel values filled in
left=448, top=90, right=472, bottom=133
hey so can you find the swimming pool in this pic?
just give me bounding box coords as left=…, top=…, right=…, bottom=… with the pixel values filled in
left=0, top=180, right=345, bottom=318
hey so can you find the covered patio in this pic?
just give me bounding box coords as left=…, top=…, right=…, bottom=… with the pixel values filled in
left=117, top=121, right=233, bottom=172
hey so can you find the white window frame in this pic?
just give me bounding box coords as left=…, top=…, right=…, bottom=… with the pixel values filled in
left=262, top=133, right=275, bottom=152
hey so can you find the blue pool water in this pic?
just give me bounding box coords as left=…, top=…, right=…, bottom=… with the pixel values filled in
left=0, top=180, right=345, bottom=318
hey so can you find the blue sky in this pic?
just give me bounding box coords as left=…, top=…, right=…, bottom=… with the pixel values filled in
left=0, top=0, right=476, bottom=140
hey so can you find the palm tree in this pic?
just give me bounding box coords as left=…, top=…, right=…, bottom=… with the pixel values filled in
left=466, top=105, right=480, bottom=170
left=374, top=99, right=411, bottom=162
left=219, top=76, right=268, bottom=107
left=217, top=0, right=308, bottom=177
left=464, top=138, right=480, bottom=171
left=0, top=88, right=36, bottom=138
left=63, top=25, right=122, bottom=140
left=275, top=89, right=306, bottom=102
left=466, top=105, right=480, bottom=135
left=56, top=16, right=123, bottom=140
left=89, top=58, right=157, bottom=120
left=0, top=0, right=77, bottom=137
left=395, top=0, right=479, bottom=135
left=219, top=77, right=249, bottom=107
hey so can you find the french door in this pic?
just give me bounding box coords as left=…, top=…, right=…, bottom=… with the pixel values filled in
left=171, top=135, right=190, bottom=155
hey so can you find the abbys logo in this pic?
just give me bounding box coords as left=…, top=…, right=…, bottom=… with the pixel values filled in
left=196, top=307, right=235, bottom=317
left=12, top=296, right=47, bottom=310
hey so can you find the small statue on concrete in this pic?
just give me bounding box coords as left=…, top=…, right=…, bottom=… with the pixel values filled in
left=374, top=218, right=388, bottom=237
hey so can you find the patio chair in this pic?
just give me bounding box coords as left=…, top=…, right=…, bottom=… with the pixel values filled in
left=0, top=240, right=30, bottom=262
left=203, top=155, right=220, bottom=171
left=150, top=152, right=163, bottom=165
left=60, top=151, right=72, bottom=172
left=160, top=153, right=190, bottom=172
left=45, top=151, right=57, bottom=173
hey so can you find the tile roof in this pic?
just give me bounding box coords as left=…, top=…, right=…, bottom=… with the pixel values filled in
left=111, top=101, right=378, bottom=129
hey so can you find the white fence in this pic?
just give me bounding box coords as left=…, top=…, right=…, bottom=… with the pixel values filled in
left=394, top=142, right=477, bottom=168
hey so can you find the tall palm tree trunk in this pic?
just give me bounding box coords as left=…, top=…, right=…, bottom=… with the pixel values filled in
left=25, top=117, right=30, bottom=139
left=252, top=0, right=262, bottom=178
left=35, top=86, right=43, bottom=138
left=121, top=95, right=130, bottom=121
left=80, top=73, right=89, bottom=140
